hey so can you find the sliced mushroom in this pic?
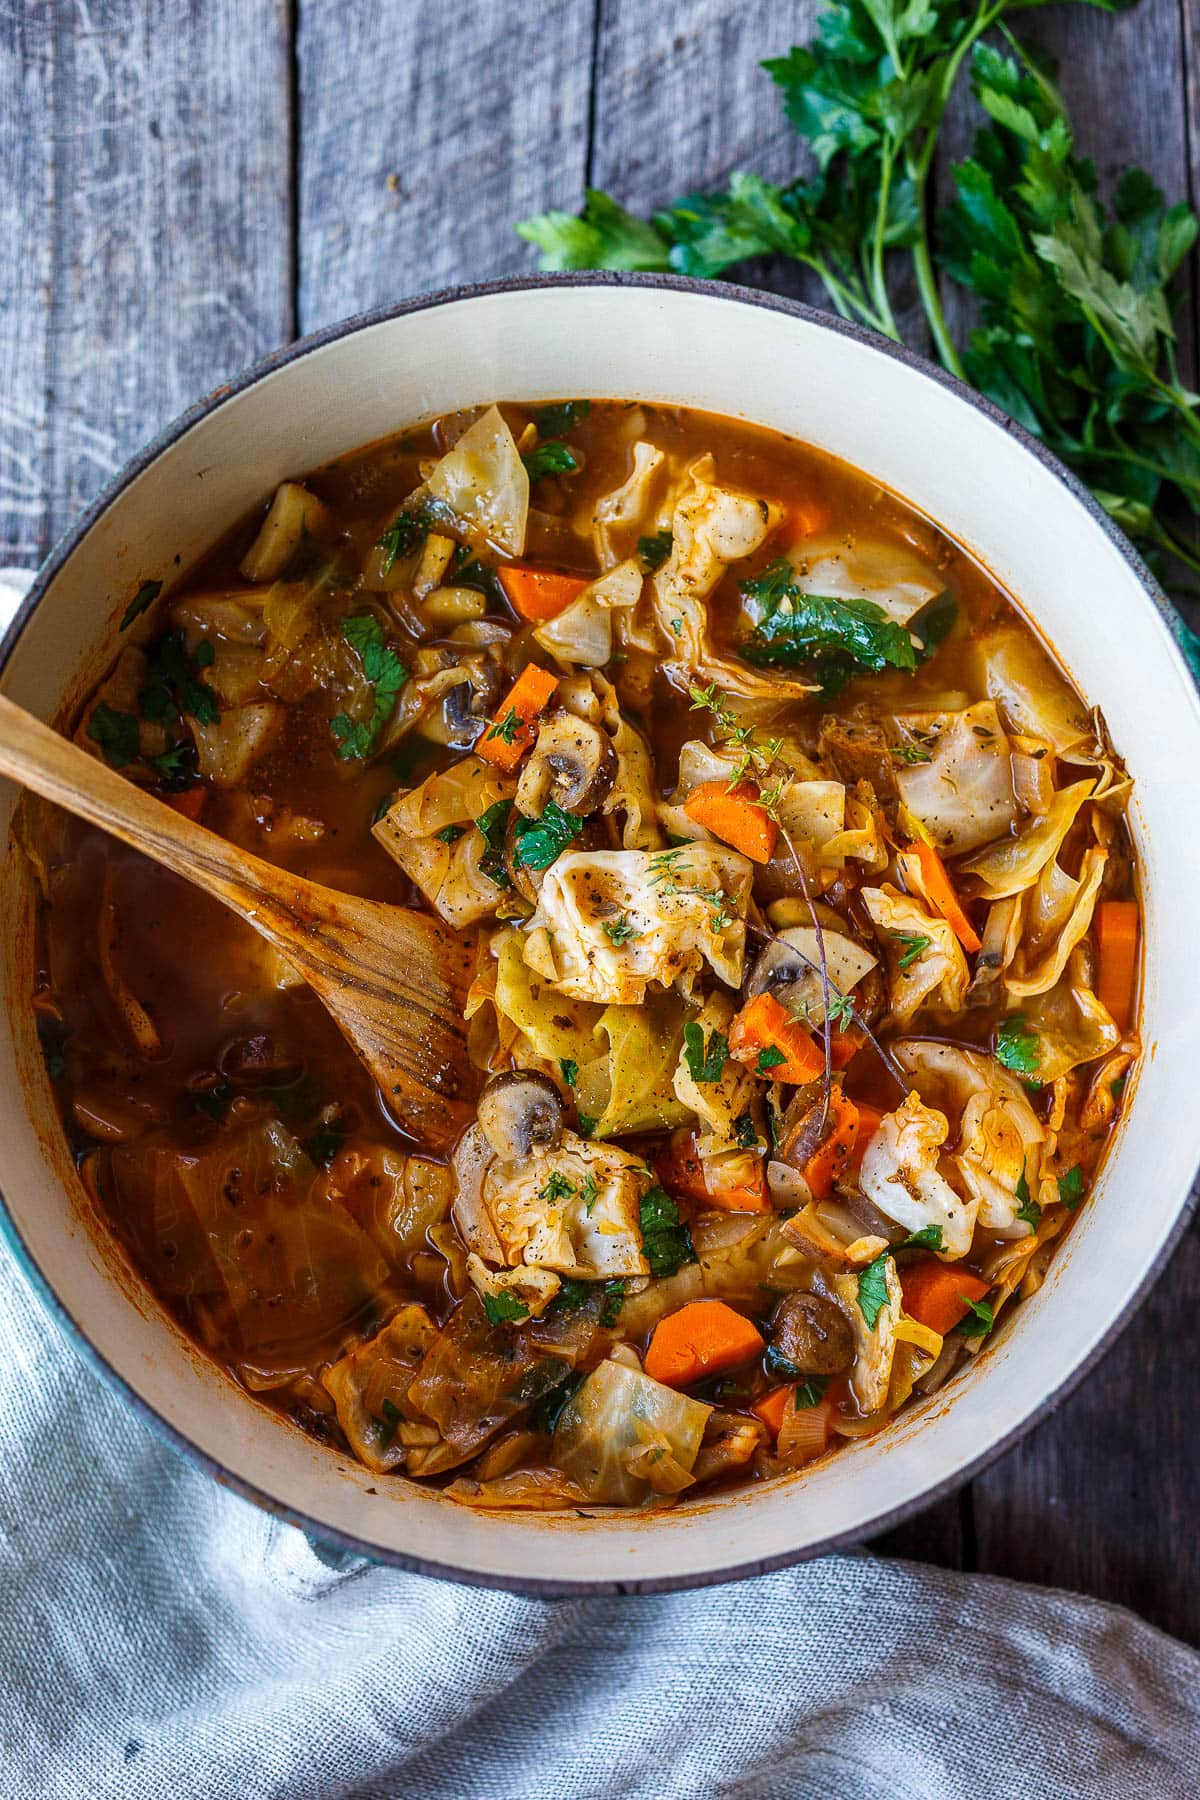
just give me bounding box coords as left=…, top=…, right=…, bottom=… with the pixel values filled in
left=516, top=710, right=616, bottom=818
left=476, top=1070, right=565, bottom=1161
left=771, top=1291, right=854, bottom=1376
left=451, top=1122, right=504, bottom=1263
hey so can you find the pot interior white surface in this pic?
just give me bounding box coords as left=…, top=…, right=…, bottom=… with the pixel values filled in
left=2, top=279, right=1199, bottom=1590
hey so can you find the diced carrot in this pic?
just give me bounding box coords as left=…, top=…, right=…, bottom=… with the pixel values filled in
left=775, top=496, right=833, bottom=543
left=729, top=991, right=824, bottom=1085
left=497, top=565, right=590, bottom=623
left=656, top=1129, right=771, bottom=1214
left=829, top=1023, right=863, bottom=1069
left=908, top=839, right=981, bottom=953
left=1096, top=899, right=1138, bottom=1030
left=644, top=1300, right=765, bottom=1389
left=752, top=1385, right=793, bottom=1438
left=899, top=1258, right=991, bottom=1336
left=849, top=1100, right=887, bottom=1171
left=165, top=787, right=206, bottom=821
left=683, top=778, right=779, bottom=864
left=475, top=664, right=558, bottom=772
left=800, top=1086, right=860, bottom=1202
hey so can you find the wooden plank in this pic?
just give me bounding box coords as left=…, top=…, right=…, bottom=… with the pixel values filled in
left=0, top=0, right=293, bottom=562
left=295, top=0, right=595, bottom=330
left=0, top=3, right=54, bottom=562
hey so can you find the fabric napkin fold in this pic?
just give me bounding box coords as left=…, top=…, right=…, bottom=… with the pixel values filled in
left=2, top=565, right=1198, bottom=1799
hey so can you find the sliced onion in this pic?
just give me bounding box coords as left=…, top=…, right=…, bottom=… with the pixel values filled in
left=776, top=1394, right=834, bottom=1466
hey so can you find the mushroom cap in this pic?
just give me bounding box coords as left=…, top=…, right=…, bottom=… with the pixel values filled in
left=516, top=710, right=617, bottom=817
left=476, top=1069, right=565, bottom=1162
left=771, top=1291, right=855, bottom=1375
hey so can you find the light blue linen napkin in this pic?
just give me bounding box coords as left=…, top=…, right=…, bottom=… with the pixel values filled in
left=2, top=568, right=1198, bottom=1799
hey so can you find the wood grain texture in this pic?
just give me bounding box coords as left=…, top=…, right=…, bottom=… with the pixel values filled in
left=295, top=0, right=595, bottom=330
left=0, top=0, right=293, bottom=560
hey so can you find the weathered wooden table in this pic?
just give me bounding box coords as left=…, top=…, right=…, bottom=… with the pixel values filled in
left=2, top=0, right=1197, bottom=1642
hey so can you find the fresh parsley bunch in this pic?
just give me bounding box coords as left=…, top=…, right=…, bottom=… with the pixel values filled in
left=518, top=0, right=1200, bottom=671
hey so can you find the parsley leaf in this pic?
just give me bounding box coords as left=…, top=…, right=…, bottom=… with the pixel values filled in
left=86, top=704, right=140, bottom=769
left=794, top=1374, right=832, bottom=1409
left=683, top=1021, right=729, bottom=1084
left=517, top=188, right=673, bottom=271
left=139, top=630, right=219, bottom=728
left=899, top=1225, right=943, bottom=1253
left=757, top=1045, right=787, bottom=1075
left=475, top=798, right=514, bottom=889
left=331, top=615, right=408, bottom=761
left=734, top=1111, right=759, bottom=1149
left=995, top=1015, right=1041, bottom=1081
left=741, top=559, right=932, bottom=694
left=602, top=914, right=639, bottom=946
left=599, top=1278, right=625, bottom=1327
left=1058, top=1165, right=1086, bottom=1210
left=539, top=1171, right=576, bottom=1202
left=531, top=1368, right=585, bottom=1435
left=637, top=529, right=674, bottom=570
left=559, top=1058, right=579, bottom=1089
left=512, top=799, right=584, bottom=871
left=522, top=441, right=580, bottom=482
left=856, top=1253, right=891, bottom=1330
left=435, top=823, right=465, bottom=845
left=639, top=1185, right=697, bottom=1280
left=376, top=507, right=430, bottom=576
left=577, top=1114, right=598, bottom=1138
left=959, top=1294, right=995, bottom=1339
left=1015, top=1160, right=1041, bottom=1229
left=119, top=578, right=162, bottom=631
left=373, top=1397, right=404, bottom=1451
left=482, top=1290, right=530, bottom=1326
left=531, top=399, right=591, bottom=437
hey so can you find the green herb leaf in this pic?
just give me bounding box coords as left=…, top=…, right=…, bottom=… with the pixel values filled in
left=517, top=188, right=673, bottom=272
left=1015, top=1159, right=1042, bottom=1229
left=899, top=1225, right=943, bottom=1252
left=601, top=914, right=640, bottom=946
left=599, top=1278, right=625, bottom=1327
left=331, top=615, right=409, bottom=761
left=376, top=507, right=430, bottom=577
left=373, top=1397, right=404, bottom=1451
left=487, top=707, right=521, bottom=747
left=1057, top=1165, right=1086, bottom=1210
left=531, top=400, right=591, bottom=437
left=577, top=1113, right=598, bottom=1138
left=740, top=559, right=937, bottom=694
left=120, top=578, right=162, bottom=631
left=482, top=1290, right=530, bottom=1326
left=639, top=1185, right=697, bottom=1280
left=522, top=441, right=580, bottom=482
left=539, top=1171, right=576, bottom=1202
left=475, top=798, right=514, bottom=890
left=794, top=1374, right=832, bottom=1409
left=512, top=799, right=584, bottom=871
left=435, top=824, right=465, bottom=845
left=560, top=1058, right=579, bottom=1089
left=682, top=1021, right=729, bottom=1084
left=531, top=1367, right=585, bottom=1435
left=757, top=1045, right=787, bottom=1075
left=959, top=1294, right=995, bottom=1339
left=302, top=1125, right=345, bottom=1166
left=637, top=529, right=674, bottom=570
left=995, top=1014, right=1041, bottom=1081
left=734, top=1110, right=759, bottom=1149
left=86, top=704, right=140, bottom=769
left=140, top=631, right=220, bottom=729
left=856, top=1253, right=891, bottom=1330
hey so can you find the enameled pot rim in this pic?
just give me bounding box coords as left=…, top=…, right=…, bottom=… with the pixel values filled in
left=1, top=271, right=1196, bottom=1594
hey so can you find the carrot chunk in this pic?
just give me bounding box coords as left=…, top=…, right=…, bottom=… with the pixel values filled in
left=800, top=1086, right=860, bottom=1202
left=475, top=664, right=558, bottom=772
left=644, top=1300, right=765, bottom=1389
left=1096, top=899, right=1138, bottom=1030
left=656, top=1129, right=771, bottom=1214
left=899, top=1258, right=990, bottom=1336
left=497, top=565, right=590, bottom=623
left=165, top=787, right=206, bottom=821
left=729, top=991, right=824, bottom=1085
left=751, top=1385, right=793, bottom=1437
left=908, top=839, right=981, bottom=952
left=850, top=1101, right=887, bottom=1171
left=683, top=779, right=779, bottom=864
left=775, top=496, right=833, bottom=543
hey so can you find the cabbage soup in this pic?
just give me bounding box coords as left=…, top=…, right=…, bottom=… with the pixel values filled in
left=25, top=399, right=1141, bottom=1509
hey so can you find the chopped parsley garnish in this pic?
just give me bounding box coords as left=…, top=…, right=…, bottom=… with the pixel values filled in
left=637, top=528, right=674, bottom=570
left=899, top=1226, right=943, bottom=1253
left=757, top=1045, right=787, bottom=1075
left=639, top=1186, right=697, bottom=1280
left=734, top=1111, right=759, bottom=1149
left=302, top=1125, right=345, bottom=1167
left=959, top=1294, right=994, bottom=1339
left=119, top=578, right=162, bottom=631
left=511, top=799, right=584, bottom=870
left=139, top=630, right=219, bottom=728
left=522, top=441, right=580, bottom=482
left=552, top=1280, right=592, bottom=1312
left=376, top=507, right=429, bottom=577
left=531, top=399, right=590, bottom=437
left=145, top=740, right=199, bottom=790
left=373, top=1397, right=404, bottom=1451
left=451, top=551, right=506, bottom=606
left=1015, top=1161, right=1041, bottom=1229
left=531, top=1368, right=585, bottom=1435
left=330, top=615, right=408, bottom=760
left=474, top=798, right=514, bottom=889
left=435, top=823, right=465, bottom=845
left=794, top=1375, right=832, bottom=1409
left=86, top=704, right=140, bottom=769
left=995, top=1014, right=1041, bottom=1082
left=599, top=1278, right=625, bottom=1326
left=1058, top=1165, right=1086, bottom=1210
left=580, top=1173, right=600, bottom=1214
left=856, top=1253, right=891, bottom=1330
left=894, top=931, right=931, bottom=972
left=602, top=914, right=639, bottom=946
left=740, top=558, right=951, bottom=697
left=559, top=1058, right=578, bottom=1089
left=1111, top=1073, right=1128, bottom=1102
left=682, top=1021, right=729, bottom=1084
left=764, top=1341, right=802, bottom=1381
left=577, top=1113, right=598, bottom=1138
left=482, top=1290, right=530, bottom=1326
left=539, top=1171, right=576, bottom=1202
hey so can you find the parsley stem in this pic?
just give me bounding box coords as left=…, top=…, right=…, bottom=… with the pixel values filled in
left=910, top=223, right=965, bottom=380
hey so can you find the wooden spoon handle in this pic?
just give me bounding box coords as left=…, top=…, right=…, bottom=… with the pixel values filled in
left=0, top=691, right=303, bottom=922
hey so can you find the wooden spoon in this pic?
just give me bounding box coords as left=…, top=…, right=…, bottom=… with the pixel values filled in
left=0, top=693, right=478, bottom=1153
